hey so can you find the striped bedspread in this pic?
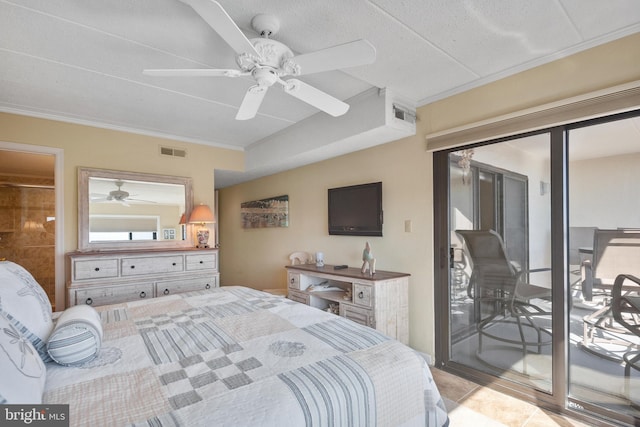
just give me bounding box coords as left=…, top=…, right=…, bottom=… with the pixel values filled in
left=44, top=286, right=448, bottom=426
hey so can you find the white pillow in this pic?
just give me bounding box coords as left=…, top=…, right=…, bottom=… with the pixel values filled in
left=0, top=312, right=46, bottom=404
left=47, top=304, right=103, bottom=366
left=0, top=261, right=53, bottom=361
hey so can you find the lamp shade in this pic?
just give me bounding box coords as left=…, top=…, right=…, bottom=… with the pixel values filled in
left=189, top=204, right=215, bottom=224
left=178, top=213, right=186, bottom=225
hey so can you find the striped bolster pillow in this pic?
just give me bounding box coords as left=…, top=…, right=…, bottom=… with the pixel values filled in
left=47, top=305, right=103, bottom=366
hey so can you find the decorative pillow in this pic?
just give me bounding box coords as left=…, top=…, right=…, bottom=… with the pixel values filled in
left=0, top=312, right=46, bottom=404
left=47, top=304, right=103, bottom=366
left=0, top=261, right=53, bottom=361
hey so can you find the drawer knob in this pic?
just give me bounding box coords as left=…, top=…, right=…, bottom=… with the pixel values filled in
left=358, top=291, right=364, bottom=299
left=94, top=267, right=100, bottom=272
left=85, top=297, right=93, bottom=305
left=163, top=288, right=170, bottom=295
left=140, top=291, right=146, bottom=298
left=172, top=262, right=177, bottom=266
left=205, top=283, right=211, bottom=289
left=130, top=265, right=135, bottom=269
left=199, top=260, right=204, bottom=264
left=290, top=278, right=295, bottom=284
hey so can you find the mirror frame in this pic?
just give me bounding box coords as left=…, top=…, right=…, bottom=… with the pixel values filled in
left=77, top=167, right=193, bottom=251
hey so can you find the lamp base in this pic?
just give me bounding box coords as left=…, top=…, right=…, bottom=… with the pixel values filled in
left=196, top=229, right=210, bottom=249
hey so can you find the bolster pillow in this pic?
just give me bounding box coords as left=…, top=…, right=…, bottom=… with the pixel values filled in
left=47, top=305, right=103, bottom=366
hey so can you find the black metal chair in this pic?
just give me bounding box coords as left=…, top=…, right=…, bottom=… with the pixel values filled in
left=612, top=274, right=640, bottom=402
left=580, top=230, right=640, bottom=357
left=568, top=226, right=595, bottom=291
left=455, top=229, right=552, bottom=374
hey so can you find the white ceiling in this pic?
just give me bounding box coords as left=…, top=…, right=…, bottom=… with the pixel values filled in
left=1, top=0, right=639, bottom=188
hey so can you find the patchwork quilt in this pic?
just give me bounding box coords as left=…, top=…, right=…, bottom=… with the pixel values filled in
left=44, top=286, right=449, bottom=426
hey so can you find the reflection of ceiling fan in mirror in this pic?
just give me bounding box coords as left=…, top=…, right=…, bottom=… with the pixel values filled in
left=143, top=0, right=376, bottom=120
left=91, top=180, right=157, bottom=207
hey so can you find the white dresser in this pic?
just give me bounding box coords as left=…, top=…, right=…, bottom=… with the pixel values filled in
left=67, top=248, right=219, bottom=307
left=286, top=264, right=409, bottom=344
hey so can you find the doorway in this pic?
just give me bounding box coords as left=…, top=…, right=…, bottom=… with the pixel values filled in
left=0, top=142, right=64, bottom=311
left=434, top=110, right=640, bottom=425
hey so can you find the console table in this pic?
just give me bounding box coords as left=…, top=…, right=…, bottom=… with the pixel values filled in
left=67, top=248, right=219, bottom=307
left=285, top=264, right=409, bottom=344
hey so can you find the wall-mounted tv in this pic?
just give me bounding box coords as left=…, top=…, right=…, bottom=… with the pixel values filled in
left=328, top=182, right=383, bottom=236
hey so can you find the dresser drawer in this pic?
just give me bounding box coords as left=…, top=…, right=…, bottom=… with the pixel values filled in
left=353, top=283, right=373, bottom=308
left=287, top=289, right=309, bottom=304
left=185, top=252, right=217, bottom=271
left=73, top=259, right=118, bottom=280
left=73, top=283, right=154, bottom=307
left=340, top=303, right=373, bottom=328
left=121, top=255, right=184, bottom=276
left=288, top=272, right=301, bottom=290
left=156, top=276, right=218, bottom=296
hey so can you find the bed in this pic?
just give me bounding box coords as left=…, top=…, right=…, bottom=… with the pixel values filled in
left=0, top=261, right=449, bottom=426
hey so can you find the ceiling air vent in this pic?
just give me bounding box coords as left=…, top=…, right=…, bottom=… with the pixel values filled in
left=160, top=146, right=187, bottom=158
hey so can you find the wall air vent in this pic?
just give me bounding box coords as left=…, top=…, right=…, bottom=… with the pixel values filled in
left=392, top=104, right=416, bottom=124
left=159, top=146, right=187, bottom=158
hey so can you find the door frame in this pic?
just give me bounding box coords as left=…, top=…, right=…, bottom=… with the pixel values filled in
left=433, top=111, right=640, bottom=426
left=0, top=141, right=65, bottom=311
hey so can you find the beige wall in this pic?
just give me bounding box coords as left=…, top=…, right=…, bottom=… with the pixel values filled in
left=219, top=134, right=434, bottom=350
left=0, top=113, right=243, bottom=253
left=219, top=33, right=640, bottom=357
left=0, top=113, right=243, bottom=309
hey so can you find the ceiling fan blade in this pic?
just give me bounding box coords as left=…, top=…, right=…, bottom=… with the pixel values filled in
left=236, top=85, right=268, bottom=120
left=126, top=199, right=158, bottom=204
left=179, top=0, right=261, bottom=57
left=283, top=79, right=349, bottom=117
left=143, top=68, right=244, bottom=77
left=293, top=39, right=376, bottom=76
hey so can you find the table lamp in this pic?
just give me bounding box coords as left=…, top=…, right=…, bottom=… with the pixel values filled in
left=189, top=204, right=215, bottom=248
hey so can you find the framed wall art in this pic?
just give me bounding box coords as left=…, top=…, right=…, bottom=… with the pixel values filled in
left=241, top=195, right=289, bottom=229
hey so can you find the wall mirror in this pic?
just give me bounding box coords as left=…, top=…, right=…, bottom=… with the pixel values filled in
left=77, top=168, right=193, bottom=251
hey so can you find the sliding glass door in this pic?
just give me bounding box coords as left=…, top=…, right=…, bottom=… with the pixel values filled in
left=447, top=133, right=553, bottom=393
left=567, top=115, right=640, bottom=421
left=435, top=110, right=640, bottom=425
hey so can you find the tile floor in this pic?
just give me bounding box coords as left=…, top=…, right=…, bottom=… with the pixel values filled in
left=431, top=368, right=600, bottom=427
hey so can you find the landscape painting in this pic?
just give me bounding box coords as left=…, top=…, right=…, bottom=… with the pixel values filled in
left=241, top=195, right=289, bottom=229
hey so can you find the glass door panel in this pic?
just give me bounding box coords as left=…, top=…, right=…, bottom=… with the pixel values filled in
left=567, top=115, right=640, bottom=421
left=448, top=133, right=553, bottom=392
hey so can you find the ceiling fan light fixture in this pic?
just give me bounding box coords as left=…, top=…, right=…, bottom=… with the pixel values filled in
left=252, top=68, right=278, bottom=87
left=250, top=14, right=280, bottom=38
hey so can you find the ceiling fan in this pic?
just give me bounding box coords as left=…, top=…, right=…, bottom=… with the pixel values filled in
left=143, top=0, right=376, bottom=120
left=91, top=181, right=156, bottom=207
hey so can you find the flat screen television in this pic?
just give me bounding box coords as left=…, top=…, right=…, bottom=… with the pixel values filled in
left=328, top=182, right=383, bottom=236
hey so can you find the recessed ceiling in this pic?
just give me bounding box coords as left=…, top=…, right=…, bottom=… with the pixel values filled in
left=1, top=0, right=639, bottom=187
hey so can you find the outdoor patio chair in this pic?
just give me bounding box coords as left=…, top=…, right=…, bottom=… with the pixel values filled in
left=580, top=229, right=640, bottom=357
left=455, top=229, right=552, bottom=374
left=568, top=226, right=596, bottom=290
left=612, top=274, right=640, bottom=403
